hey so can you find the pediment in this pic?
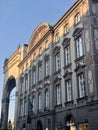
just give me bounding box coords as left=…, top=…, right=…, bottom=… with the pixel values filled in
left=72, top=28, right=83, bottom=38
left=28, top=22, right=53, bottom=52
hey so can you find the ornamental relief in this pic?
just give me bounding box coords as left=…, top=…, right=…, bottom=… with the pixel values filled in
left=28, top=23, right=51, bottom=51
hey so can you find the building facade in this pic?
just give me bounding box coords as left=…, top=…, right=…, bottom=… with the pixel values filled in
left=1, top=0, right=98, bottom=130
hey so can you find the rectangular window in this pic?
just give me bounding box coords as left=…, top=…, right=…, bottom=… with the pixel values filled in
left=45, top=90, right=49, bottom=108
left=38, top=65, right=42, bottom=81
left=77, top=73, right=85, bottom=98
left=38, top=93, right=42, bottom=110
left=45, top=60, right=49, bottom=77
left=55, top=33, right=60, bottom=43
left=21, top=80, right=23, bottom=94
left=39, top=47, right=42, bottom=55
left=75, top=13, right=80, bottom=24
left=24, top=101, right=27, bottom=116
left=45, top=40, right=49, bottom=49
left=32, top=97, right=36, bottom=113
left=32, top=70, right=36, bottom=85
left=64, top=46, right=71, bottom=66
left=75, top=36, right=83, bottom=58
left=66, top=80, right=72, bottom=102
left=25, top=77, right=28, bottom=91
left=29, top=71, right=31, bottom=89
left=55, top=53, right=60, bottom=72
left=56, top=85, right=61, bottom=105
left=64, top=24, right=69, bottom=35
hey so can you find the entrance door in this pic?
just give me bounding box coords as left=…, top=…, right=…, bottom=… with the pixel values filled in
left=37, top=120, right=43, bottom=130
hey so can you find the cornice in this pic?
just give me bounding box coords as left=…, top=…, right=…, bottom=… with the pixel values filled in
left=54, top=0, right=83, bottom=30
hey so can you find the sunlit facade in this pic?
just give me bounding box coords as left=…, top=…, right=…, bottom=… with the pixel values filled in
left=1, top=0, right=98, bottom=130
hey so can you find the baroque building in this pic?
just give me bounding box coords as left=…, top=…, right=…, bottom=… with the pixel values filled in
left=1, top=0, right=98, bottom=130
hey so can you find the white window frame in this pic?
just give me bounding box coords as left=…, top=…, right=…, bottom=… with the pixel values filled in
left=76, top=36, right=83, bottom=58
left=66, top=80, right=72, bottom=102
left=38, top=65, right=42, bottom=81
left=55, top=53, right=60, bottom=72
left=64, top=24, right=69, bottom=35
left=45, top=40, right=49, bottom=49
left=32, top=96, right=36, bottom=113
left=33, top=69, right=36, bottom=85
left=45, top=60, right=49, bottom=77
left=56, top=85, right=61, bottom=105
left=75, top=12, right=81, bottom=24
left=55, top=33, right=60, bottom=43
left=64, top=45, right=71, bottom=66
left=38, top=93, right=42, bottom=110
left=45, top=89, right=49, bottom=108
left=25, top=77, right=28, bottom=91
left=78, top=73, right=85, bottom=98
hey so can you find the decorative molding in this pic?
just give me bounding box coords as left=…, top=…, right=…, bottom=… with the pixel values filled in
left=53, top=46, right=61, bottom=54
left=72, top=27, right=83, bottom=38
left=53, top=75, right=62, bottom=84
left=63, top=70, right=72, bottom=79
left=74, top=63, right=86, bottom=72
left=62, top=38, right=70, bottom=47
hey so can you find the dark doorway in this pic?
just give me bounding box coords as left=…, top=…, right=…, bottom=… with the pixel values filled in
left=37, top=120, right=43, bottom=130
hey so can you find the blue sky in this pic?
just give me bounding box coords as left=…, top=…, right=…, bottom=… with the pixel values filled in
left=0, top=0, right=75, bottom=121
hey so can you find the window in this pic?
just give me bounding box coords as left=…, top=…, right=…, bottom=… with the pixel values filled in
left=32, top=96, right=36, bottom=113
left=45, top=60, right=49, bottom=77
left=56, top=85, right=61, bottom=105
left=64, top=24, right=69, bottom=35
left=38, top=93, right=42, bottom=110
left=20, top=102, right=23, bottom=117
left=64, top=45, right=71, bottom=66
left=45, top=40, right=49, bottom=49
left=24, top=101, right=27, bottom=116
left=55, top=33, right=60, bottom=43
left=66, top=80, right=72, bottom=102
left=25, top=76, right=28, bottom=91
left=75, top=36, right=83, bottom=58
left=32, top=69, right=36, bottom=85
left=33, top=52, right=36, bottom=60
left=29, top=71, right=31, bottom=89
left=39, top=47, right=42, bottom=55
left=45, top=89, right=49, bottom=108
left=75, top=13, right=80, bottom=24
left=38, top=64, right=42, bottom=81
left=77, top=73, right=85, bottom=98
left=55, top=53, right=60, bottom=72
left=21, top=80, right=23, bottom=94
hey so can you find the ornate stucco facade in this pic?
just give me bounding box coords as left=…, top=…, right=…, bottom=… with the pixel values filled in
left=1, top=0, right=98, bottom=130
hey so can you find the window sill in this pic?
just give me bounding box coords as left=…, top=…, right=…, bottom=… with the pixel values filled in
left=44, top=75, right=50, bottom=80
left=54, top=69, right=61, bottom=75
left=74, top=21, right=81, bottom=28
left=74, top=55, right=84, bottom=62
left=44, top=107, right=50, bottom=111
left=55, top=104, right=62, bottom=108
left=63, top=32, right=69, bottom=37
left=38, top=80, right=42, bottom=84
left=76, top=96, right=88, bottom=103
left=65, top=100, right=74, bottom=106
left=63, top=63, right=72, bottom=69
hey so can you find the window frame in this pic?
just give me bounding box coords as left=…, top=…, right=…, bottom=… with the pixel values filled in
left=77, top=72, right=85, bottom=98
left=65, top=79, right=72, bottom=102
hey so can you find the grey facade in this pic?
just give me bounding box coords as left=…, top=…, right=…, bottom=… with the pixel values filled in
left=1, top=0, right=98, bottom=130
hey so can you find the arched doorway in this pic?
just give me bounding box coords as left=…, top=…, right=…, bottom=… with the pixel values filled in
left=37, top=120, right=43, bottom=130
left=65, top=113, right=76, bottom=130
left=1, top=76, right=16, bottom=130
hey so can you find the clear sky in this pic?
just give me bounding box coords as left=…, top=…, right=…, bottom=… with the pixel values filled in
left=0, top=0, right=75, bottom=121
